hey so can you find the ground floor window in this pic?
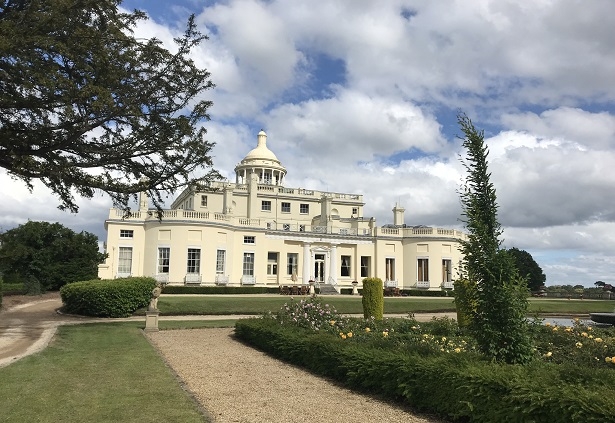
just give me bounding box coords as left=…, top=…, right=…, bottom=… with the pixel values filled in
left=340, top=255, right=351, bottom=277
left=187, top=248, right=201, bottom=274
left=243, top=252, right=255, bottom=276
left=118, top=247, right=132, bottom=275
left=360, top=256, right=370, bottom=278
left=442, top=259, right=452, bottom=283
left=418, top=258, right=429, bottom=282
left=158, top=247, right=170, bottom=274
left=385, top=258, right=395, bottom=280
left=267, top=252, right=278, bottom=275
left=216, top=250, right=226, bottom=274
left=287, top=253, right=298, bottom=275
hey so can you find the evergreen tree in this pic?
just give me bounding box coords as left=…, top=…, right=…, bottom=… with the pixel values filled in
left=455, top=113, right=533, bottom=364
left=0, top=0, right=218, bottom=213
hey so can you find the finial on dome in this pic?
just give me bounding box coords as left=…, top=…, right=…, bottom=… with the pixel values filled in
left=257, top=129, right=267, bottom=147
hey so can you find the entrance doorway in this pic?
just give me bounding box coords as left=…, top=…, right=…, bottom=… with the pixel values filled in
left=314, top=254, right=326, bottom=282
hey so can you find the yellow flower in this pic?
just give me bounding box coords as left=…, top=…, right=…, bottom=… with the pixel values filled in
left=544, top=352, right=553, bottom=357
left=575, top=342, right=583, bottom=348
left=587, top=327, right=593, bottom=331
left=552, top=327, right=558, bottom=332
left=545, top=322, right=551, bottom=327
left=340, top=334, right=347, bottom=339
left=347, top=332, right=353, bottom=338
left=581, top=332, right=588, bottom=337
left=589, top=334, right=594, bottom=339
left=595, top=338, right=603, bottom=343
left=564, top=327, right=573, bottom=332
left=454, top=348, right=461, bottom=353
left=606, top=357, right=612, bottom=363
left=382, top=331, right=389, bottom=337
left=365, top=327, right=371, bottom=332
left=441, top=337, right=447, bottom=342
left=330, top=320, right=336, bottom=326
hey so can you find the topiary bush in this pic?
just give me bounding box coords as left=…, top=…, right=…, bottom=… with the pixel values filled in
left=60, top=277, right=157, bottom=317
left=361, top=277, right=383, bottom=320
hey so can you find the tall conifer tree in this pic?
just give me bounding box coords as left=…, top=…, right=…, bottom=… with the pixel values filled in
left=456, top=113, right=533, bottom=364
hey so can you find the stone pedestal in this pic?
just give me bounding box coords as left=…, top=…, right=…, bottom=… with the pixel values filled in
left=145, top=310, right=160, bottom=332
left=309, top=282, right=315, bottom=295
left=352, top=283, right=359, bottom=295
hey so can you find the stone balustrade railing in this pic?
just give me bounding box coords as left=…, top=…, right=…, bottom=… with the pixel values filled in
left=108, top=209, right=464, bottom=240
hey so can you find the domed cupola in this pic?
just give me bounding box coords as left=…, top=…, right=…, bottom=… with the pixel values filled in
left=234, top=130, right=287, bottom=186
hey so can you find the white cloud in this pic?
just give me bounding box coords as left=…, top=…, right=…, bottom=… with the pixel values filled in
left=264, top=88, right=447, bottom=165
left=501, top=108, right=615, bottom=150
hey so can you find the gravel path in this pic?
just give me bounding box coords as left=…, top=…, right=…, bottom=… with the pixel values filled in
left=147, top=328, right=447, bottom=423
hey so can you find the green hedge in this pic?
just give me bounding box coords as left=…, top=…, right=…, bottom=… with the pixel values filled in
left=60, top=277, right=157, bottom=317
left=402, top=289, right=453, bottom=297
left=235, top=319, right=615, bottom=423
left=161, top=285, right=280, bottom=294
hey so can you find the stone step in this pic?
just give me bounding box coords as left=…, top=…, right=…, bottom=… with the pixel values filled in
left=318, top=284, right=339, bottom=295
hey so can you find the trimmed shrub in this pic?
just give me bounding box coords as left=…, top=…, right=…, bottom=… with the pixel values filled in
left=162, top=285, right=279, bottom=294
left=361, top=277, right=383, bottom=320
left=0, top=275, right=3, bottom=308
left=60, top=277, right=157, bottom=317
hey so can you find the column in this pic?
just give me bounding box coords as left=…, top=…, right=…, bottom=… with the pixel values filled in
left=329, top=244, right=337, bottom=285
left=303, top=243, right=311, bottom=283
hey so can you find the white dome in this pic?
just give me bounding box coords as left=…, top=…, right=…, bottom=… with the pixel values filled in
left=242, top=130, right=281, bottom=163
left=234, top=130, right=287, bottom=186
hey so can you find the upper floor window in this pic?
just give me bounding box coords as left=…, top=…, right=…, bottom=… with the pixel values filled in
left=243, top=236, right=255, bottom=244
left=120, top=229, right=134, bottom=238
left=262, top=200, right=272, bottom=211
left=201, top=195, right=208, bottom=207
left=352, top=207, right=359, bottom=215
left=300, top=203, right=309, bottom=214
left=281, top=202, right=291, bottom=213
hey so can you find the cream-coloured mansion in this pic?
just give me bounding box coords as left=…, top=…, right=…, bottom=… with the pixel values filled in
left=98, top=131, right=464, bottom=291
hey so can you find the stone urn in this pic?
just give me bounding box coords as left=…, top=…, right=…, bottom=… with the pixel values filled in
left=351, top=280, right=359, bottom=296
left=309, top=280, right=315, bottom=295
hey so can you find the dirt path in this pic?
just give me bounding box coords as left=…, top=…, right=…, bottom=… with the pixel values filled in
left=0, top=293, right=96, bottom=367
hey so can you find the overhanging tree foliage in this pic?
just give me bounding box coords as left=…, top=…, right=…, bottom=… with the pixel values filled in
left=0, top=0, right=218, bottom=212
left=506, top=247, right=546, bottom=292
left=0, top=221, right=107, bottom=291
left=454, top=113, right=533, bottom=364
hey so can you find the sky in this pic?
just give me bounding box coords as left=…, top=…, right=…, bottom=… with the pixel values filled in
left=2, top=0, right=615, bottom=287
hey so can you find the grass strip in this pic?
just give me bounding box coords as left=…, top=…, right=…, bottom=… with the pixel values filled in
left=0, top=322, right=208, bottom=423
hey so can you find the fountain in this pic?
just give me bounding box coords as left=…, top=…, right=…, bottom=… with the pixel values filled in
left=590, top=311, right=615, bottom=325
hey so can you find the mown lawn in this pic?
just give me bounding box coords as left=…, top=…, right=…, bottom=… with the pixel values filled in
left=156, top=295, right=615, bottom=316
left=0, top=322, right=214, bottom=423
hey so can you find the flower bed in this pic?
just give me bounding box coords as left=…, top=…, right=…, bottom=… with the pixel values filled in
left=235, top=297, right=615, bottom=422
